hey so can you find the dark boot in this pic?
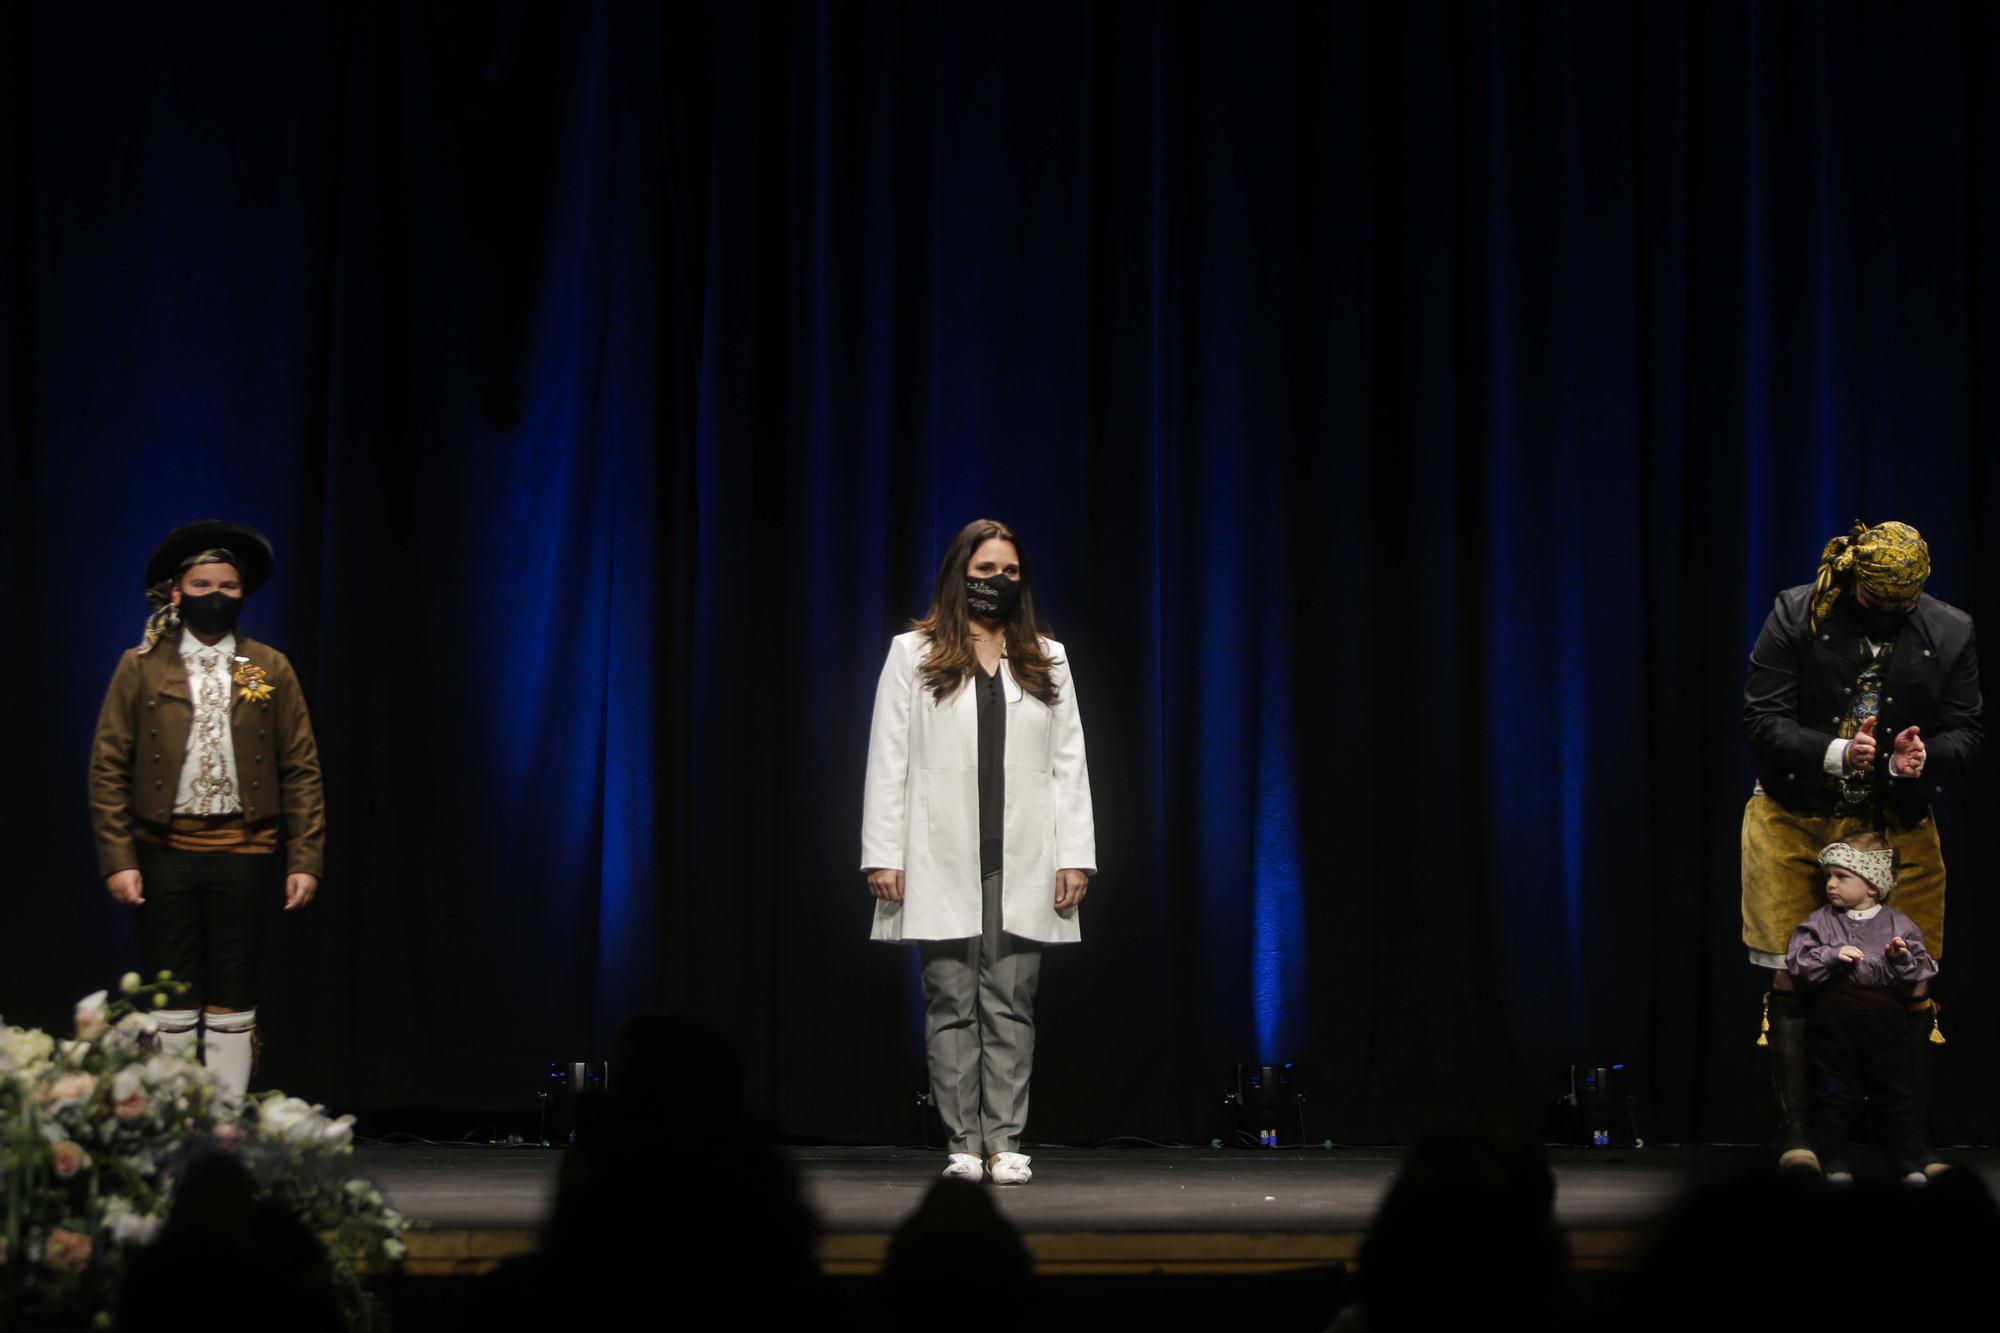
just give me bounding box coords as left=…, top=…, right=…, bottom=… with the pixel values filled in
left=1907, top=997, right=1948, bottom=1177
left=1764, top=990, right=1819, bottom=1175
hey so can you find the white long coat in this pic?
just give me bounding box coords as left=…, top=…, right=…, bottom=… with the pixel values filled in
left=860, top=631, right=1096, bottom=943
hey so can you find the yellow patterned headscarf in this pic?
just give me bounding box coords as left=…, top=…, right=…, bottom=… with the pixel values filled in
left=1810, top=521, right=1930, bottom=630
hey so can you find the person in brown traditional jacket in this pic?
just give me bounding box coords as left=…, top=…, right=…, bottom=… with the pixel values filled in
left=88, top=520, right=326, bottom=1104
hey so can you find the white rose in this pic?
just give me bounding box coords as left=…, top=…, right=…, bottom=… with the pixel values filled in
left=257, top=1098, right=355, bottom=1151
left=146, top=1054, right=202, bottom=1088
left=101, top=1012, right=159, bottom=1058
left=73, top=992, right=109, bottom=1041
left=112, top=1067, right=147, bottom=1104
left=1, top=1025, right=56, bottom=1076
left=102, top=1198, right=163, bottom=1248
left=258, top=1096, right=316, bottom=1141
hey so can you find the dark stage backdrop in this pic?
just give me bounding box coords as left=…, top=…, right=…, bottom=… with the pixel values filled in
left=3, top=2, right=1995, bottom=1145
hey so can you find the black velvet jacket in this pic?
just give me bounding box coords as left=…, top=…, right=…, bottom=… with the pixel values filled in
left=1743, top=584, right=1981, bottom=820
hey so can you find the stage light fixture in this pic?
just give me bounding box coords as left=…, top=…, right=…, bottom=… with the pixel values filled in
left=1223, top=1061, right=1303, bottom=1146
left=539, top=1060, right=609, bottom=1147
left=1557, top=1063, right=1642, bottom=1148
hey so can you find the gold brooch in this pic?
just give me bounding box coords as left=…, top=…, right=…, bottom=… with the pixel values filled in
left=233, top=661, right=275, bottom=704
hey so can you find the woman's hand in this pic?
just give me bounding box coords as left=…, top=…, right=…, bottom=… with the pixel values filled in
left=1054, top=869, right=1089, bottom=911
left=106, top=869, right=144, bottom=906
left=867, top=869, right=905, bottom=903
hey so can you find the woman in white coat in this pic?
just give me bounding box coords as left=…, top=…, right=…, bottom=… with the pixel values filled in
left=862, top=519, right=1096, bottom=1185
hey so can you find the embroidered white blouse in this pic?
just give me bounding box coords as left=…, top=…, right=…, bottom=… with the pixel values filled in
left=174, top=628, right=243, bottom=815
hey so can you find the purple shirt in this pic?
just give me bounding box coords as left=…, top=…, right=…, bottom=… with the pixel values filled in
left=1785, top=903, right=1937, bottom=996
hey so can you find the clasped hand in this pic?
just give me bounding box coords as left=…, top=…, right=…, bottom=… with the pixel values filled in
left=1846, top=716, right=1926, bottom=776
left=1836, top=938, right=1910, bottom=966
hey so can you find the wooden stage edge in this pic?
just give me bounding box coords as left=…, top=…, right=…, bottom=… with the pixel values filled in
left=364, top=1227, right=1651, bottom=1278
left=347, top=1145, right=2000, bottom=1278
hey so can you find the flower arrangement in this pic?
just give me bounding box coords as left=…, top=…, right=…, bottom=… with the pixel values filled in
left=1, top=974, right=407, bottom=1329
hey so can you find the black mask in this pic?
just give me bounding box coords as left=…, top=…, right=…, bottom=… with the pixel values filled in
left=965, top=574, right=1022, bottom=622
left=178, top=591, right=244, bottom=636
left=1851, top=601, right=1909, bottom=643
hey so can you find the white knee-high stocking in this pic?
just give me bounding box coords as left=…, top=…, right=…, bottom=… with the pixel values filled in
left=153, top=1008, right=200, bottom=1061
left=202, top=1008, right=257, bottom=1106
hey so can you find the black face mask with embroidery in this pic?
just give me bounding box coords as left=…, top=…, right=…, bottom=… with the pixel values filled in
left=1852, top=601, right=1910, bottom=643
left=178, top=591, right=244, bottom=636
left=965, top=574, right=1022, bottom=621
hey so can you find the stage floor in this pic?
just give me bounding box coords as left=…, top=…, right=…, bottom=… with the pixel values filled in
left=358, top=1143, right=2000, bottom=1276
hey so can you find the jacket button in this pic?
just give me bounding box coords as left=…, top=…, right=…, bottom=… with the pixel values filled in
left=1843, top=687, right=1853, bottom=695
left=152, top=753, right=160, bottom=762
left=259, top=730, right=267, bottom=739
left=1885, top=697, right=1894, bottom=705
left=1821, top=634, right=1831, bottom=642
left=1924, top=649, right=1933, bottom=657
left=1786, top=772, right=1796, bottom=781
left=154, top=780, right=163, bottom=789
left=147, top=700, right=156, bottom=709
left=252, top=779, right=260, bottom=788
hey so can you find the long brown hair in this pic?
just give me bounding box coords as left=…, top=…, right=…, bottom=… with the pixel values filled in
left=911, top=519, right=1062, bottom=706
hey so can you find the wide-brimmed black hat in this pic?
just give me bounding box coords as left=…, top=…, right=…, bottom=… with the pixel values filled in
left=144, top=521, right=275, bottom=595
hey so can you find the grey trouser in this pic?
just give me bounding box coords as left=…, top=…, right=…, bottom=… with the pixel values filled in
left=918, top=868, right=1043, bottom=1155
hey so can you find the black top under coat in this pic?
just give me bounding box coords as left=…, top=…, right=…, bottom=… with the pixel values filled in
left=977, top=658, right=1005, bottom=877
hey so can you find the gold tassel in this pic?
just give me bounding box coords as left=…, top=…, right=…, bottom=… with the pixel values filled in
left=1756, top=992, right=1771, bottom=1048
left=1928, top=999, right=1946, bottom=1046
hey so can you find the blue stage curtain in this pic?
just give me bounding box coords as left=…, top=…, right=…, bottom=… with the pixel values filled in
left=3, top=1, right=1995, bottom=1144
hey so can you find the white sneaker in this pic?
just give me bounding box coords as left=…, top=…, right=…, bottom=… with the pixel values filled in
left=1826, top=1170, right=1855, bottom=1186
left=988, top=1151, right=1033, bottom=1185
left=942, top=1153, right=985, bottom=1182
